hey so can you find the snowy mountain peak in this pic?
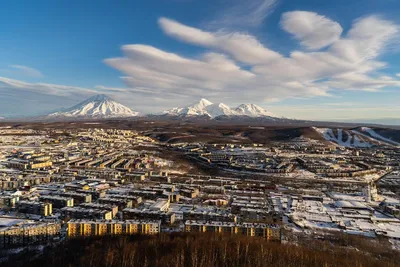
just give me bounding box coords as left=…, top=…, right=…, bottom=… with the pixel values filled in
left=164, top=98, right=214, bottom=117
left=235, top=104, right=276, bottom=117
left=164, top=98, right=239, bottom=118
left=199, top=98, right=213, bottom=105
left=48, top=94, right=139, bottom=118
left=163, top=99, right=280, bottom=119
left=86, top=94, right=112, bottom=102
left=205, top=103, right=238, bottom=118
left=190, top=98, right=213, bottom=110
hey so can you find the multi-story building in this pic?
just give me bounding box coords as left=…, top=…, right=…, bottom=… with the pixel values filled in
left=67, top=219, right=161, bottom=237
left=0, top=222, right=61, bottom=248
left=179, top=188, right=200, bottom=198
left=98, top=197, right=133, bottom=209
left=184, top=220, right=281, bottom=241
left=17, top=201, right=53, bottom=216
left=79, top=203, right=119, bottom=217
left=39, top=195, right=74, bottom=209
left=59, top=192, right=92, bottom=205
left=122, top=208, right=176, bottom=225
left=183, top=210, right=237, bottom=223
left=150, top=174, right=171, bottom=183
left=61, top=206, right=113, bottom=220
left=104, top=194, right=142, bottom=206
left=7, top=153, right=53, bottom=170
left=0, top=195, right=20, bottom=209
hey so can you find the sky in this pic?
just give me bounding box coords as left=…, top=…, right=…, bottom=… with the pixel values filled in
left=1, top=0, right=400, bottom=122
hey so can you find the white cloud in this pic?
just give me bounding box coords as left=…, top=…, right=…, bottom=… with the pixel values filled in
left=396, top=73, right=400, bottom=77
left=0, top=77, right=146, bottom=116
left=208, top=0, right=279, bottom=28
left=0, top=77, right=105, bottom=117
left=2, top=11, right=400, bottom=116
left=105, top=13, right=400, bottom=109
left=9, top=65, right=43, bottom=78
left=158, top=17, right=281, bottom=65
left=280, top=11, right=343, bottom=50
left=0, top=77, right=96, bottom=97
left=104, top=43, right=329, bottom=107
left=323, top=102, right=355, bottom=107
left=330, top=16, right=398, bottom=63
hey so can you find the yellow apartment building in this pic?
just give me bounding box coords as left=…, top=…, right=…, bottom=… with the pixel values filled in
left=185, top=221, right=281, bottom=241
left=67, top=219, right=160, bottom=238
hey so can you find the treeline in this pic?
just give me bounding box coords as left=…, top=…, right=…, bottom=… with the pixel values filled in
left=4, top=233, right=399, bottom=267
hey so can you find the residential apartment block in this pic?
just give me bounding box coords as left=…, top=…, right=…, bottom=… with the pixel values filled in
left=184, top=220, right=281, bottom=241
left=67, top=219, right=161, bottom=237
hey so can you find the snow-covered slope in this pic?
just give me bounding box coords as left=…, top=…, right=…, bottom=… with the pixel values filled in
left=163, top=99, right=279, bottom=119
left=205, top=103, right=239, bottom=117
left=163, top=98, right=212, bottom=117
left=358, top=127, right=400, bottom=146
left=48, top=94, right=139, bottom=118
left=163, top=99, right=238, bottom=118
left=234, top=104, right=276, bottom=118
left=313, top=127, right=374, bottom=148
left=313, top=127, right=400, bottom=148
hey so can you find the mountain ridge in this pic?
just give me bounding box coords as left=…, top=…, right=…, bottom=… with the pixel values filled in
left=48, top=94, right=140, bottom=118
left=163, top=98, right=280, bottom=119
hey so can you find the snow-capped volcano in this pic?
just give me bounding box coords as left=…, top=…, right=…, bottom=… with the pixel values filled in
left=205, top=103, right=239, bottom=117
left=163, top=98, right=215, bottom=117
left=188, top=98, right=213, bottom=113
left=234, top=104, right=276, bottom=118
left=163, top=98, right=279, bottom=119
left=48, top=94, right=139, bottom=118
left=164, top=98, right=238, bottom=118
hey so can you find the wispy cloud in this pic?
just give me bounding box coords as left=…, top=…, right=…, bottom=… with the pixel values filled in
left=9, top=65, right=43, bottom=78
left=281, top=11, right=343, bottom=50
left=323, top=102, right=356, bottom=107
left=2, top=9, right=400, bottom=117
left=0, top=77, right=95, bottom=97
left=0, top=77, right=155, bottom=114
left=105, top=13, right=400, bottom=108
left=208, top=0, right=279, bottom=29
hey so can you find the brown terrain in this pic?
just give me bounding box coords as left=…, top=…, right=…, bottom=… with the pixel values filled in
left=1, top=117, right=399, bottom=145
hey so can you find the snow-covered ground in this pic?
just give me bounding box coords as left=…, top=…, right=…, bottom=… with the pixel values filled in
left=283, top=195, right=400, bottom=242
left=360, top=127, right=400, bottom=146
left=313, top=127, right=373, bottom=148
left=313, top=127, right=400, bottom=148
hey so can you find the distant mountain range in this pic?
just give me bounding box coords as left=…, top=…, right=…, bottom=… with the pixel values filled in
left=44, top=95, right=283, bottom=120
left=0, top=94, right=397, bottom=127
left=163, top=98, right=279, bottom=119
left=338, top=118, right=400, bottom=126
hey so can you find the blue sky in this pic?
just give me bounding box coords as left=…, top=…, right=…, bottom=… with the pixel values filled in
left=1, top=0, right=400, bottom=121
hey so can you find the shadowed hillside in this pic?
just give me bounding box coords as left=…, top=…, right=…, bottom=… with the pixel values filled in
left=3, top=233, right=399, bottom=267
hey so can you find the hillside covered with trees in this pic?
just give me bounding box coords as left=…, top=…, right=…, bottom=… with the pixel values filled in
left=3, top=233, right=399, bottom=267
